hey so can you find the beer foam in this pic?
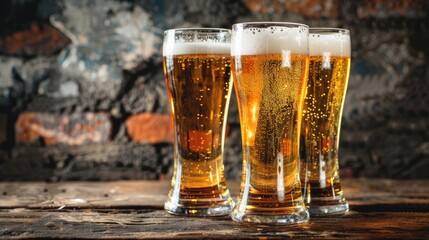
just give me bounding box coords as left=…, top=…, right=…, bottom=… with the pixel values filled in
left=231, top=26, right=309, bottom=56
left=309, top=33, right=351, bottom=57
left=163, top=42, right=230, bottom=56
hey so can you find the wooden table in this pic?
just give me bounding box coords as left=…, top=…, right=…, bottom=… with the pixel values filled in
left=0, top=179, right=428, bottom=239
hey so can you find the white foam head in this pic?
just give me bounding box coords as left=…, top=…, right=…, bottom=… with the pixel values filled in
left=231, top=23, right=309, bottom=56
left=309, top=30, right=351, bottom=57
left=163, top=42, right=230, bottom=56
left=163, top=29, right=230, bottom=56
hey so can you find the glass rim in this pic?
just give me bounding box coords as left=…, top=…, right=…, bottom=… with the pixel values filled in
left=164, top=28, right=231, bottom=34
left=309, top=27, right=350, bottom=34
left=233, top=21, right=309, bottom=29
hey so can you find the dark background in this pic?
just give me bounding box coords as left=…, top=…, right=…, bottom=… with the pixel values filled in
left=0, top=0, right=428, bottom=181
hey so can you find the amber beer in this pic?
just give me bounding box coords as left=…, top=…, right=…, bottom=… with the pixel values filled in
left=231, top=22, right=310, bottom=225
left=163, top=29, right=234, bottom=216
left=300, top=28, right=351, bottom=215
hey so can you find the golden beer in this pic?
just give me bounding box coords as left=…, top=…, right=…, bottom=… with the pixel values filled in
left=231, top=23, right=310, bottom=225
left=163, top=29, right=234, bottom=216
left=300, top=28, right=351, bottom=215
left=164, top=54, right=231, bottom=188
left=235, top=54, right=307, bottom=208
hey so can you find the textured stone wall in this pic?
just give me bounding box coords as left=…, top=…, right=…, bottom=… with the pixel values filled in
left=0, top=0, right=428, bottom=181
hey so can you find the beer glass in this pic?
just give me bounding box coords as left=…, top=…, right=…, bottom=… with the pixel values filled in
left=231, top=22, right=310, bottom=225
left=163, top=28, right=234, bottom=216
left=300, top=28, right=351, bottom=216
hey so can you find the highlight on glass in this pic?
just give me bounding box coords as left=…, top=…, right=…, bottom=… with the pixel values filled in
left=230, top=22, right=310, bottom=225
left=162, top=28, right=235, bottom=216
left=300, top=28, right=351, bottom=216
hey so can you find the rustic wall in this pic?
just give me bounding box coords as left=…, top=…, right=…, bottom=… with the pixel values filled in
left=0, top=0, right=428, bottom=181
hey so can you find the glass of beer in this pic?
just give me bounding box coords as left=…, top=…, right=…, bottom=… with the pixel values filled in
left=230, top=22, right=310, bottom=225
left=163, top=28, right=235, bottom=216
left=300, top=28, right=351, bottom=216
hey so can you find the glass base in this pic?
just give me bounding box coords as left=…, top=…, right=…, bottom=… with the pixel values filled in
left=164, top=197, right=234, bottom=217
left=231, top=206, right=310, bottom=226
left=302, top=177, right=349, bottom=216
left=307, top=200, right=349, bottom=216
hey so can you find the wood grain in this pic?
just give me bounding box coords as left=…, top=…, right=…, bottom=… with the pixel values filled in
left=0, top=180, right=171, bottom=209
left=0, top=179, right=428, bottom=239
left=1, top=179, right=428, bottom=210
left=0, top=209, right=428, bottom=239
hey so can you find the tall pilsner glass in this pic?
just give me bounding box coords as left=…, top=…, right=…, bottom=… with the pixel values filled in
left=300, top=28, right=351, bottom=216
left=231, top=22, right=310, bottom=225
left=163, top=28, right=234, bottom=216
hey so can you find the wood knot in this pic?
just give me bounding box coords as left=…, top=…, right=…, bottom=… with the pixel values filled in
left=45, top=222, right=61, bottom=230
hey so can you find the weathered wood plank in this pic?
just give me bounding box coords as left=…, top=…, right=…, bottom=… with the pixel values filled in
left=0, top=181, right=171, bottom=209
left=0, top=179, right=429, bottom=239
left=1, top=179, right=428, bottom=210
left=345, top=178, right=429, bottom=212
left=0, top=209, right=428, bottom=239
